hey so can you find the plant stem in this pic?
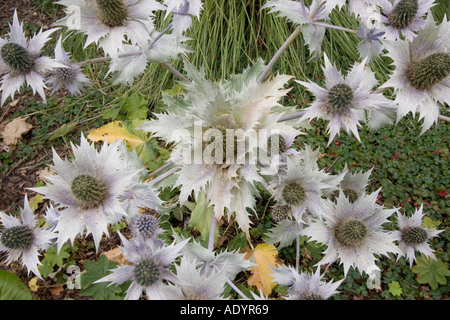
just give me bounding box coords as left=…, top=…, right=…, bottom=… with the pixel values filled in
left=256, top=27, right=301, bottom=84
left=148, top=166, right=180, bottom=186
left=161, top=62, right=189, bottom=82
left=147, top=156, right=182, bottom=179
left=312, top=22, right=357, bottom=34
left=295, top=234, right=300, bottom=271
left=226, top=279, right=250, bottom=300
left=277, top=111, right=306, bottom=122
left=204, top=211, right=218, bottom=276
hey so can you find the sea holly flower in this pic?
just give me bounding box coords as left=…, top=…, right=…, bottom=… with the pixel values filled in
left=55, top=0, right=166, bottom=58
left=271, top=266, right=343, bottom=300
left=335, top=164, right=374, bottom=202
left=377, top=0, right=435, bottom=41
left=163, top=0, right=203, bottom=37
left=29, top=135, right=142, bottom=252
left=0, top=10, right=61, bottom=106
left=268, top=147, right=344, bottom=223
left=357, top=20, right=386, bottom=62
left=45, top=36, right=91, bottom=95
left=302, top=190, right=401, bottom=276
left=392, top=205, right=443, bottom=267
left=262, top=0, right=335, bottom=57
left=380, top=14, right=450, bottom=133
left=0, top=195, right=56, bottom=279
left=297, top=54, right=394, bottom=145
left=164, top=256, right=228, bottom=300
left=141, top=59, right=298, bottom=236
left=106, top=34, right=192, bottom=85
left=130, top=211, right=165, bottom=245
left=95, top=233, right=188, bottom=300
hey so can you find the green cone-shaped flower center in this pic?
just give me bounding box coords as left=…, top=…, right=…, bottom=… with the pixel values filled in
left=271, top=204, right=290, bottom=223
left=134, top=259, right=160, bottom=287
left=406, top=53, right=450, bottom=90
left=71, top=174, right=108, bottom=209
left=54, top=66, right=76, bottom=85
left=96, top=0, right=128, bottom=27
left=402, top=226, right=428, bottom=245
left=327, top=83, right=354, bottom=113
left=267, top=134, right=287, bottom=154
left=335, top=219, right=368, bottom=248
left=1, top=42, right=33, bottom=73
left=134, top=214, right=158, bottom=239
left=388, top=0, right=419, bottom=29
left=282, top=182, right=306, bottom=206
left=302, top=293, right=324, bottom=300
left=1, top=225, right=34, bottom=250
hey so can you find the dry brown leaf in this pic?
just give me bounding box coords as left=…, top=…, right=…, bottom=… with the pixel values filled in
left=37, top=167, right=56, bottom=182
left=102, top=248, right=129, bottom=265
left=0, top=117, right=33, bottom=146
left=246, top=243, right=279, bottom=296
left=49, top=285, right=64, bottom=296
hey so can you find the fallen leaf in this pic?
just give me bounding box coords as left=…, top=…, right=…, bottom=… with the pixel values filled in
left=101, top=248, right=129, bottom=265
left=87, top=121, right=145, bottom=149
left=28, top=194, right=44, bottom=212
left=28, top=277, right=39, bottom=292
left=49, top=285, right=64, bottom=296
left=36, top=167, right=55, bottom=182
left=0, top=117, right=33, bottom=146
left=245, top=243, right=279, bottom=296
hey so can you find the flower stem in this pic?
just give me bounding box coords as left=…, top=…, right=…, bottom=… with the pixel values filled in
left=312, top=22, right=357, bottom=34
left=256, top=27, right=301, bottom=84
left=148, top=166, right=180, bottom=186
left=161, top=62, right=189, bottom=82
left=277, top=111, right=306, bottom=122
left=226, top=279, right=250, bottom=300
left=295, top=234, right=300, bottom=271
left=204, top=210, right=218, bottom=276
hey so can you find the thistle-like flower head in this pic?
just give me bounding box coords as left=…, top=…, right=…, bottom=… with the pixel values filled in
left=55, top=0, right=166, bottom=58
left=0, top=195, right=57, bottom=279
left=380, top=14, right=450, bottom=133
left=45, top=36, right=90, bottom=95
left=0, top=10, right=61, bottom=105
left=271, top=266, right=343, bottom=300
left=297, top=53, right=395, bottom=145
left=95, top=233, right=188, bottom=300
left=302, top=190, right=401, bottom=276
left=391, top=205, right=443, bottom=267
left=29, top=135, right=142, bottom=251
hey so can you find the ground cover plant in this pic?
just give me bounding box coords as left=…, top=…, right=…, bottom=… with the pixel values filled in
left=0, top=0, right=449, bottom=301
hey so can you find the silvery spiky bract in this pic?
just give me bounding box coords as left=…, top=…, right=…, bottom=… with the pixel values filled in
left=141, top=59, right=298, bottom=236
left=45, top=37, right=91, bottom=95
left=262, top=0, right=334, bottom=57
left=378, top=0, right=435, bottom=41
left=268, top=146, right=344, bottom=223
left=172, top=232, right=254, bottom=280
left=0, top=10, right=62, bottom=106
left=265, top=218, right=303, bottom=249
left=357, top=21, right=386, bottom=62
left=164, top=256, right=228, bottom=300
left=0, top=195, right=56, bottom=279
left=55, top=0, right=165, bottom=58
left=380, top=14, right=450, bottom=133
left=29, top=135, right=142, bottom=252
left=297, top=53, right=394, bottom=145
left=337, top=164, right=373, bottom=202
left=271, top=266, right=343, bottom=300
left=302, top=190, right=401, bottom=276
left=95, top=233, right=188, bottom=300
left=106, top=34, right=192, bottom=85
left=163, top=0, right=203, bottom=37
left=391, top=205, right=443, bottom=267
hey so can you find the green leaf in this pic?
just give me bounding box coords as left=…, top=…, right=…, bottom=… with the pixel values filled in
left=38, top=244, right=71, bottom=277
left=80, top=254, right=129, bottom=300
left=421, top=216, right=440, bottom=229
left=412, top=255, right=450, bottom=290
left=388, top=281, right=403, bottom=297
left=49, top=122, right=77, bottom=140
left=189, top=191, right=218, bottom=243
left=0, top=270, right=32, bottom=300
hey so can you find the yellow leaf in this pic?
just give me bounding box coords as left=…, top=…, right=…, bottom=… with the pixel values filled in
left=87, top=121, right=145, bottom=149
left=28, top=194, right=44, bottom=212
left=28, top=277, right=39, bottom=292
left=246, top=243, right=279, bottom=296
